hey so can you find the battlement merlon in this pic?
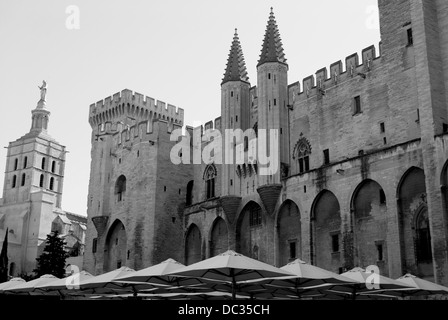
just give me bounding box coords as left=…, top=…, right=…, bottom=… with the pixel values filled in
left=289, top=43, right=381, bottom=102
left=88, top=88, right=184, bottom=127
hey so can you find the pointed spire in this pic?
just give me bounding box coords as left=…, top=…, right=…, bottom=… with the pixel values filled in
left=222, top=29, right=249, bottom=85
left=257, top=8, right=287, bottom=67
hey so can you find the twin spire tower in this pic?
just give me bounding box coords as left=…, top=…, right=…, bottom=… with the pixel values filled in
left=220, top=8, right=289, bottom=213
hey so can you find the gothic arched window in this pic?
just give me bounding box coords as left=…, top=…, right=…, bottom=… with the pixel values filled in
left=249, top=203, right=262, bottom=227
left=204, top=165, right=217, bottom=200
left=293, top=137, right=311, bottom=173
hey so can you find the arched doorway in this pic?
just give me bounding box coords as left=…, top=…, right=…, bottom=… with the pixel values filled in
left=311, top=190, right=341, bottom=273
left=185, top=224, right=202, bottom=265
left=236, top=201, right=264, bottom=261
left=277, top=200, right=301, bottom=266
left=103, top=219, right=127, bottom=272
left=210, top=217, right=228, bottom=257
left=398, top=167, right=433, bottom=279
left=351, top=179, right=388, bottom=275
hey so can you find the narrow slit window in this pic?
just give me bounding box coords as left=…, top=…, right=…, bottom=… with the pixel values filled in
left=289, top=241, right=297, bottom=259
left=377, top=244, right=383, bottom=261
left=353, top=96, right=361, bottom=115
left=304, top=156, right=310, bottom=171
left=92, top=238, right=97, bottom=253
left=331, top=234, right=340, bottom=253
left=407, top=28, right=413, bottom=46
left=323, top=149, right=330, bottom=165
left=299, top=158, right=304, bottom=173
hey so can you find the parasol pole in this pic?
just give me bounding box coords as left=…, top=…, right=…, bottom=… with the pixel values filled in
left=352, top=285, right=357, bottom=300
left=230, top=269, right=236, bottom=300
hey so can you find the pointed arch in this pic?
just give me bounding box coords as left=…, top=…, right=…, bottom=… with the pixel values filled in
left=204, top=164, right=217, bottom=200
left=293, top=136, right=311, bottom=174
left=209, top=217, right=228, bottom=257
left=311, top=190, right=341, bottom=273
left=350, top=179, right=388, bottom=273
left=397, top=166, right=432, bottom=278
left=185, top=224, right=202, bottom=265
left=236, top=201, right=264, bottom=261
left=276, top=199, right=301, bottom=266
left=104, top=219, right=127, bottom=272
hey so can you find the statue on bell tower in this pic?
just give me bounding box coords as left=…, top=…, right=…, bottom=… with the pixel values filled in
left=38, top=80, right=47, bottom=101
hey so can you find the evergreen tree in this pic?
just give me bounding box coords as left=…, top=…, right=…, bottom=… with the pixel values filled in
left=34, top=231, right=68, bottom=278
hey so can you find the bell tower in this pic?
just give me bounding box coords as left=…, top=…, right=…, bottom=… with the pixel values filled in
left=2, top=81, right=66, bottom=208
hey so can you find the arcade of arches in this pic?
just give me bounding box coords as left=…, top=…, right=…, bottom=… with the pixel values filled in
left=181, top=166, right=445, bottom=281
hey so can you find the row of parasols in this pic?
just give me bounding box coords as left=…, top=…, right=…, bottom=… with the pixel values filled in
left=1, top=250, right=448, bottom=300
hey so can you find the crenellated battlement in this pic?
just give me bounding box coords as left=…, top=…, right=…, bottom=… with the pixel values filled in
left=104, top=117, right=183, bottom=151
left=289, top=43, right=382, bottom=103
left=190, top=116, right=222, bottom=134
left=88, top=89, right=184, bottom=129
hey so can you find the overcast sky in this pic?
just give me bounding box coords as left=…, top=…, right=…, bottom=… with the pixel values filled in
left=0, top=0, right=380, bottom=216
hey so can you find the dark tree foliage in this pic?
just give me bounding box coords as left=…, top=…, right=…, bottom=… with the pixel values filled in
left=34, top=231, right=68, bottom=278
